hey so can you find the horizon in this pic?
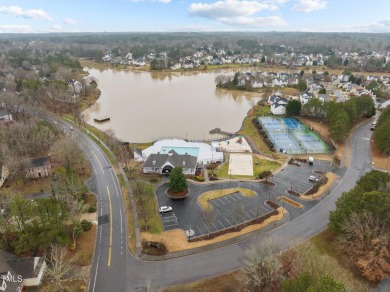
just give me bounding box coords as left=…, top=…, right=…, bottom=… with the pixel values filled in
left=0, top=0, right=389, bottom=34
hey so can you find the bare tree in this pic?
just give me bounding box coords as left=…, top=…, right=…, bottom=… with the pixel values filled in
left=50, top=137, right=85, bottom=174
left=231, top=202, right=245, bottom=225
left=44, top=244, right=78, bottom=291
left=133, top=180, right=153, bottom=230
left=200, top=209, right=216, bottom=236
left=337, top=211, right=390, bottom=282
left=239, top=237, right=282, bottom=291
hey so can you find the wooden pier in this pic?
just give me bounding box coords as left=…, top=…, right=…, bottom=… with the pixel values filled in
left=94, top=116, right=110, bottom=123
left=209, top=128, right=235, bottom=136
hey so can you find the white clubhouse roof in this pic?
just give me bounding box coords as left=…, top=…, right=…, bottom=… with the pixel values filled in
left=141, top=139, right=223, bottom=164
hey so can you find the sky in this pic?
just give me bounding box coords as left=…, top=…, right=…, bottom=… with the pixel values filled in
left=0, top=0, right=390, bottom=33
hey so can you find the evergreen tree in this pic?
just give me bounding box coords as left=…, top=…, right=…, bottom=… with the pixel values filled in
left=168, top=166, right=188, bottom=193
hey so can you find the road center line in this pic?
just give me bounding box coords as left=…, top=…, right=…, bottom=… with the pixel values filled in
left=93, top=152, right=105, bottom=174
left=107, top=186, right=113, bottom=267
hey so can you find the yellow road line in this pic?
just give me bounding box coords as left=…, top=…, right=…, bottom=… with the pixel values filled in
left=107, top=185, right=113, bottom=266
left=93, top=152, right=105, bottom=174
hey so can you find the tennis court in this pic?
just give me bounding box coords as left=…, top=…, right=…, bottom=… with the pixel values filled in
left=258, top=117, right=330, bottom=154
left=283, top=117, right=302, bottom=129
left=268, top=133, right=301, bottom=152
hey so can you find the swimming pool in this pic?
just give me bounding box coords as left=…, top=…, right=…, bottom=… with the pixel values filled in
left=160, top=146, right=200, bottom=157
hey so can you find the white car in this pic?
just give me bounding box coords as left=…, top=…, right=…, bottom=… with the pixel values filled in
left=69, top=126, right=74, bottom=130
left=309, top=175, right=319, bottom=182
left=159, top=206, right=172, bottom=213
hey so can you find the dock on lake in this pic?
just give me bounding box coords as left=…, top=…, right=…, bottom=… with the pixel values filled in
left=94, top=116, right=110, bottom=123
left=209, top=128, right=235, bottom=136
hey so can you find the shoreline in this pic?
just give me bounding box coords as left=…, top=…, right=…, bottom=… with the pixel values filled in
left=79, top=58, right=390, bottom=77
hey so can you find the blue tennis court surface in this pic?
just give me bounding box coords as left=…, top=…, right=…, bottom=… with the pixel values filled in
left=257, top=117, right=330, bottom=154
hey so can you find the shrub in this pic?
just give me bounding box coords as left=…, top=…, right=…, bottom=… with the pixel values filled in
left=88, top=206, right=96, bottom=213
left=259, top=170, right=272, bottom=179
left=194, top=176, right=205, bottom=182
left=81, top=220, right=92, bottom=232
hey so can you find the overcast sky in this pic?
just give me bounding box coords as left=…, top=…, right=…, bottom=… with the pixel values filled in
left=0, top=0, right=389, bottom=33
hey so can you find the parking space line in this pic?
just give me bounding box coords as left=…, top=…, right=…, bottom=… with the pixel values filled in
left=249, top=210, right=256, bottom=216
left=245, top=212, right=253, bottom=220
left=224, top=218, right=232, bottom=226
left=213, top=200, right=220, bottom=207
left=217, top=198, right=225, bottom=205
left=230, top=196, right=237, bottom=202
left=164, top=223, right=179, bottom=227
left=218, top=219, right=226, bottom=229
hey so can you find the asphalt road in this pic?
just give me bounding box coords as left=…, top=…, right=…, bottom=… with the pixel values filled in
left=34, top=112, right=128, bottom=292
left=36, top=111, right=373, bottom=291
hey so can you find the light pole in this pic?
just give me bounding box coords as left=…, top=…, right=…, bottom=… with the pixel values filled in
left=386, top=156, right=390, bottom=171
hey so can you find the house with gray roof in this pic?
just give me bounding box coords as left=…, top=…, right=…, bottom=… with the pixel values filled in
left=300, top=91, right=313, bottom=105
left=25, top=157, right=52, bottom=179
left=317, top=94, right=331, bottom=103
left=143, top=150, right=197, bottom=175
left=0, top=250, right=46, bottom=291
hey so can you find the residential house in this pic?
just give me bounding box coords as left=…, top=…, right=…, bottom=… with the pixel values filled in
left=72, top=80, right=83, bottom=94
left=317, top=94, right=331, bottom=103
left=270, top=97, right=288, bottom=115
left=300, top=91, right=313, bottom=105
left=251, top=78, right=264, bottom=88
left=183, top=60, right=194, bottom=69
left=142, top=150, right=197, bottom=175
left=25, top=157, right=52, bottom=179
left=170, top=63, right=181, bottom=70
left=0, top=250, right=46, bottom=291
left=0, top=166, right=8, bottom=188
left=335, top=90, right=346, bottom=103
left=0, top=109, right=12, bottom=123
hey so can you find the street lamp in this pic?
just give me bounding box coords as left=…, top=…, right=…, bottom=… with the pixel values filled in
left=386, top=156, right=390, bottom=171
left=51, top=173, right=58, bottom=199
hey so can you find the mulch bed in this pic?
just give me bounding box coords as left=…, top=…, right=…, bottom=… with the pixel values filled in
left=287, top=190, right=301, bottom=197
left=304, top=175, right=329, bottom=195
left=142, top=241, right=167, bottom=256
left=288, top=159, right=302, bottom=167
left=266, top=200, right=280, bottom=210
left=167, top=189, right=189, bottom=199
left=260, top=180, right=275, bottom=186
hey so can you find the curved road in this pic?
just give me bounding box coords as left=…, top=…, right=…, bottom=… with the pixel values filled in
left=38, top=111, right=373, bottom=291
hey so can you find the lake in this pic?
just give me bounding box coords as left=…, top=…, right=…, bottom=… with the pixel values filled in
left=82, top=67, right=261, bottom=143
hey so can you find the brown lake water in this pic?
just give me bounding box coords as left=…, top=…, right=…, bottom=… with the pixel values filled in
left=83, top=68, right=261, bottom=143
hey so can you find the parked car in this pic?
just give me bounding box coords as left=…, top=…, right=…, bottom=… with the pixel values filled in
left=159, top=206, right=172, bottom=213
left=309, top=175, right=319, bottom=182
left=69, top=126, right=74, bottom=130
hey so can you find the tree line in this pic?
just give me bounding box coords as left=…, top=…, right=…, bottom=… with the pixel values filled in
left=329, top=171, right=390, bottom=282
left=374, top=105, right=390, bottom=153
left=300, top=95, right=375, bottom=142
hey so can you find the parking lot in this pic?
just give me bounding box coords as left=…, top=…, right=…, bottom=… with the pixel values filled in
left=156, top=159, right=331, bottom=237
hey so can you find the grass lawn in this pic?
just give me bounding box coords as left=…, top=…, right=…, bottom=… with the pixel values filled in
left=238, top=116, right=279, bottom=158
left=198, top=188, right=256, bottom=211
left=130, top=181, right=162, bottom=234
left=73, top=225, right=96, bottom=266
left=215, top=154, right=281, bottom=179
